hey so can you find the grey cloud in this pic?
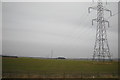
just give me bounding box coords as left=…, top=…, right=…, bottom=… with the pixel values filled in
left=2, top=2, right=118, bottom=58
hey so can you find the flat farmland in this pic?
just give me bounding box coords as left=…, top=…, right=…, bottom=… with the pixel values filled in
left=2, top=57, right=118, bottom=78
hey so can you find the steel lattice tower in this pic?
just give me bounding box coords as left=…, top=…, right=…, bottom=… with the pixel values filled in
left=88, top=0, right=112, bottom=61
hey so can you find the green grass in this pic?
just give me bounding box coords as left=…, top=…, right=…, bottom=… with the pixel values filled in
left=2, top=57, right=118, bottom=78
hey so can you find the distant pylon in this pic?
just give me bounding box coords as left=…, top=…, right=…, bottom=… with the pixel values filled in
left=51, top=49, right=53, bottom=58
left=88, top=0, right=112, bottom=61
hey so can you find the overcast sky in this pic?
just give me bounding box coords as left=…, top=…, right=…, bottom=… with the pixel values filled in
left=2, top=2, right=118, bottom=58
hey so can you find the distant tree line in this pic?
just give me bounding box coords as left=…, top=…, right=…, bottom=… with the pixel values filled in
left=2, top=55, right=18, bottom=58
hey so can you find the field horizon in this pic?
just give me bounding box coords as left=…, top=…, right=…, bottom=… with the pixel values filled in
left=2, top=57, right=118, bottom=78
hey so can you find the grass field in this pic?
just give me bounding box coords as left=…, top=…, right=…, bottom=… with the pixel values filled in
left=2, top=57, right=118, bottom=78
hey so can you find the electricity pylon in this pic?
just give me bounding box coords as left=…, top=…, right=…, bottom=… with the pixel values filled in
left=88, top=0, right=112, bottom=61
left=51, top=49, right=53, bottom=58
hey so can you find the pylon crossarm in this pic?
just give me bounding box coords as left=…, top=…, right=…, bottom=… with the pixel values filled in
left=88, top=7, right=97, bottom=13
left=103, top=20, right=110, bottom=27
left=103, top=8, right=112, bottom=16
left=92, top=18, right=97, bottom=25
